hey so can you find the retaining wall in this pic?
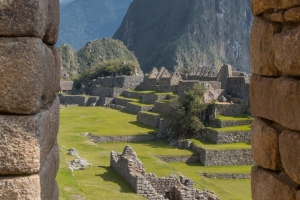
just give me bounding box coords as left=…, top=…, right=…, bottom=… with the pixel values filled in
left=137, top=111, right=160, bottom=128
left=88, top=134, right=156, bottom=143
left=191, top=144, right=253, bottom=166
left=156, top=155, right=199, bottom=163
left=199, top=129, right=251, bottom=144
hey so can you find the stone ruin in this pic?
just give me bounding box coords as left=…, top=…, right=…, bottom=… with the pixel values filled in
left=111, top=145, right=219, bottom=200
left=0, top=0, right=60, bottom=199
left=250, top=1, right=300, bottom=199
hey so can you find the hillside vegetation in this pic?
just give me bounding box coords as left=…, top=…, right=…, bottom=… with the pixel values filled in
left=58, top=0, right=132, bottom=49
left=114, top=0, right=253, bottom=73
left=59, top=38, right=140, bottom=81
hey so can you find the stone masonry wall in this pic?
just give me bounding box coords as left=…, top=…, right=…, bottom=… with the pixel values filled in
left=250, top=1, right=300, bottom=199
left=0, top=0, right=60, bottom=199
left=111, top=146, right=219, bottom=200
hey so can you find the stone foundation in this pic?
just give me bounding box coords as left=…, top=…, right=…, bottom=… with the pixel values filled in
left=88, top=134, right=156, bottom=143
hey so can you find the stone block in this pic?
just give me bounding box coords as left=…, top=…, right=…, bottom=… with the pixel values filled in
left=251, top=0, right=300, bottom=16
left=251, top=166, right=298, bottom=200
left=279, top=130, right=300, bottom=184
left=0, top=0, right=59, bottom=43
left=251, top=118, right=282, bottom=170
left=0, top=97, right=59, bottom=175
left=250, top=75, right=300, bottom=131
left=250, top=17, right=280, bottom=76
left=0, top=142, right=59, bottom=199
left=43, top=0, right=60, bottom=45
left=284, top=7, right=300, bottom=22
left=0, top=37, right=59, bottom=114
left=273, top=25, right=300, bottom=76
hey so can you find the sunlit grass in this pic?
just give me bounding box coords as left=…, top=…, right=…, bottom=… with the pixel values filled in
left=190, top=138, right=251, bottom=150
left=216, top=115, right=254, bottom=121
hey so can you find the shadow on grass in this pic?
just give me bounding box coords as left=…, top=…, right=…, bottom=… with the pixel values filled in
left=96, top=166, right=136, bottom=194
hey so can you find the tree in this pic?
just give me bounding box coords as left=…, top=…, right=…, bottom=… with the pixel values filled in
left=170, top=83, right=207, bottom=139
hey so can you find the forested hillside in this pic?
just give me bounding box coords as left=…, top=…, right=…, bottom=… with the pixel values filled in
left=114, top=0, right=253, bottom=73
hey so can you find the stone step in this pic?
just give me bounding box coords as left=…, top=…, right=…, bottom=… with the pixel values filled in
left=210, top=115, right=254, bottom=128
left=114, top=96, right=140, bottom=107
left=198, top=125, right=252, bottom=144
left=190, top=139, right=253, bottom=166
left=124, top=102, right=154, bottom=114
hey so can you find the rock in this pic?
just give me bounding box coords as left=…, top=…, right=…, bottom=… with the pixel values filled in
left=251, top=118, right=282, bottom=170
left=279, top=130, right=300, bottom=184
left=250, top=75, right=300, bottom=131
left=0, top=0, right=59, bottom=44
left=251, top=0, right=300, bottom=16
left=284, top=7, right=300, bottom=22
left=67, top=148, right=78, bottom=156
left=0, top=37, right=59, bottom=114
left=273, top=25, right=300, bottom=76
left=169, top=140, right=178, bottom=147
left=270, top=13, right=284, bottom=22
left=43, top=0, right=60, bottom=45
left=81, top=132, right=88, bottom=137
left=0, top=98, right=59, bottom=175
left=0, top=142, right=59, bottom=199
left=218, top=96, right=227, bottom=102
left=250, top=17, right=280, bottom=76
left=251, top=166, right=298, bottom=200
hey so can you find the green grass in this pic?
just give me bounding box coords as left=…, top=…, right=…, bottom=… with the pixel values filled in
left=209, top=124, right=252, bottom=132
left=190, top=138, right=251, bottom=150
left=115, top=96, right=140, bottom=102
left=216, top=115, right=254, bottom=121
left=127, top=101, right=154, bottom=106
left=60, top=107, right=157, bottom=136
left=128, top=89, right=175, bottom=96
left=57, top=107, right=251, bottom=200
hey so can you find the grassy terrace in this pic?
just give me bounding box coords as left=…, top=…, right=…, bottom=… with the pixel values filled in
left=60, top=107, right=158, bottom=135
left=216, top=115, right=254, bottom=121
left=57, top=107, right=251, bottom=200
left=208, top=124, right=252, bottom=132
left=190, top=138, right=252, bottom=150
left=115, top=96, right=140, bottom=102
left=127, top=89, right=176, bottom=96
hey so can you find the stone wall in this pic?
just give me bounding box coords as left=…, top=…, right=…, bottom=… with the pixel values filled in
left=191, top=144, right=253, bottom=166
left=156, top=155, right=199, bottom=163
left=198, top=129, right=251, bottom=144
left=137, top=111, right=160, bottom=128
left=110, top=146, right=219, bottom=200
left=58, top=94, right=103, bottom=106
left=226, top=76, right=250, bottom=100
left=250, top=1, right=300, bottom=199
left=88, top=134, right=156, bottom=143
left=0, top=0, right=60, bottom=198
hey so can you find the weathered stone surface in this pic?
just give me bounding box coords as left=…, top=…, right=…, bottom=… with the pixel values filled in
left=50, top=46, right=62, bottom=93
left=43, top=0, right=60, bottom=45
left=250, top=17, right=280, bottom=76
left=250, top=75, right=300, bottom=131
left=284, top=7, right=300, bottom=22
left=251, top=166, right=298, bottom=200
left=0, top=0, right=59, bottom=43
left=279, top=130, right=300, bottom=184
left=0, top=37, right=59, bottom=114
left=251, top=0, right=300, bottom=16
left=251, top=118, right=282, bottom=170
left=0, top=143, right=59, bottom=199
left=270, top=12, right=284, bottom=22
left=0, top=98, right=59, bottom=175
left=273, top=25, right=300, bottom=76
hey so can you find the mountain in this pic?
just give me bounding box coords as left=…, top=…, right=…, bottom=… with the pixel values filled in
left=59, top=38, right=140, bottom=80
left=113, top=0, right=253, bottom=73
left=58, top=0, right=132, bottom=49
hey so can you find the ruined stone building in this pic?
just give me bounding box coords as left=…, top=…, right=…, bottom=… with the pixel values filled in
left=111, top=146, right=219, bottom=200
left=250, top=1, right=300, bottom=199
left=0, top=0, right=60, bottom=199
